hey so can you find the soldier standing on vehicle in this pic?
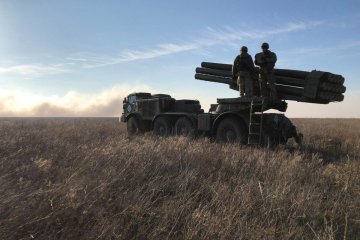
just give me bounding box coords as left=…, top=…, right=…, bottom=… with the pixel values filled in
left=255, top=42, right=277, bottom=99
left=232, top=46, right=255, bottom=97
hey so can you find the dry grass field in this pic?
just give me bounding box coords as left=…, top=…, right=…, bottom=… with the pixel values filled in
left=0, top=118, right=359, bottom=239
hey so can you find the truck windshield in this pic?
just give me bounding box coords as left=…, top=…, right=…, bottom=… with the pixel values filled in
left=128, top=95, right=136, bottom=104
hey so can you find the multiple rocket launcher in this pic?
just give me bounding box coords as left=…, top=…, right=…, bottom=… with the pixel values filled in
left=195, top=62, right=346, bottom=104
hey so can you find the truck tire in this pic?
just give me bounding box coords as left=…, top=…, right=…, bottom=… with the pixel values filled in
left=175, top=117, right=195, bottom=137
left=127, top=117, right=143, bottom=136
left=215, top=117, right=247, bottom=144
left=153, top=117, right=172, bottom=137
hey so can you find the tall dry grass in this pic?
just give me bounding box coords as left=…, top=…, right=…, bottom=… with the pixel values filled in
left=0, top=118, right=359, bottom=239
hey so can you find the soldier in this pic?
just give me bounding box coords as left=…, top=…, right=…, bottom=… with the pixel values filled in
left=232, top=46, right=255, bottom=97
left=255, top=42, right=277, bottom=99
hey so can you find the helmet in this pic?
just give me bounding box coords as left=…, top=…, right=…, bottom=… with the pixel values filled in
left=261, top=42, right=269, bottom=49
left=240, top=46, right=248, bottom=52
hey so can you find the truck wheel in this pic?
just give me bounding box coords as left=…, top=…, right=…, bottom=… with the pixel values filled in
left=153, top=117, right=172, bottom=137
left=175, top=117, right=195, bottom=137
left=127, top=117, right=143, bottom=136
left=215, top=117, right=247, bottom=144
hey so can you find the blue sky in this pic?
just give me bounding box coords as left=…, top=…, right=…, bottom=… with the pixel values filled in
left=0, top=0, right=359, bottom=117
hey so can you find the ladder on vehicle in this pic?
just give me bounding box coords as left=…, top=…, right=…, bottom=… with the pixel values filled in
left=248, top=98, right=265, bottom=145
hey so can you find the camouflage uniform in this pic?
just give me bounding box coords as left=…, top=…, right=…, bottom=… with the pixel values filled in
left=255, top=49, right=277, bottom=98
left=232, top=51, right=255, bottom=97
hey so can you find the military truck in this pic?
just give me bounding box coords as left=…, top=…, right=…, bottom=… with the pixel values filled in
left=120, top=62, right=346, bottom=145
left=121, top=93, right=204, bottom=137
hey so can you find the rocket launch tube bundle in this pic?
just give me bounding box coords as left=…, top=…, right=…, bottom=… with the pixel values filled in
left=195, top=62, right=346, bottom=103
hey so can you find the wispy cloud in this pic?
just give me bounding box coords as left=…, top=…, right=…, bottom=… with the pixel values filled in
left=78, top=43, right=200, bottom=68
left=265, top=21, right=323, bottom=35
left=71, top=21, right=323, bottom=68
left=278, top=39, right=360, bottom=62
left=120, top=43, right=199, bottom=61
left=0, top=64, right=67, bottom=78
left=203, top=21, right=323, bottom=43
left=0, top=21, right=324, bottom=76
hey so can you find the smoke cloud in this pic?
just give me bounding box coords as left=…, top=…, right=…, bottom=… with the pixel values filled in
left=0, top=84, right=152, bottom=117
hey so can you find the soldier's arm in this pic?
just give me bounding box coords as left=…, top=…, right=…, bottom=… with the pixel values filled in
left=273, top=52, right=277, bottom=64
left=243, top=57, right=254, bottom=73
left=232, top=56, right=239, bottom=76
left=267, top=52, right=277, bottom=64
left=254, top=53, right=260, bottom=66
left=249, top=56, right=255, bottom=72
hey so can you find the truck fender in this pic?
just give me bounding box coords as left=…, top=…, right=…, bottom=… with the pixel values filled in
left=125, top=113, right=143, bottom=122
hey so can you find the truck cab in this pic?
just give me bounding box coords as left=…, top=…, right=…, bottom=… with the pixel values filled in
left=121, top=92, right=152, bottom=122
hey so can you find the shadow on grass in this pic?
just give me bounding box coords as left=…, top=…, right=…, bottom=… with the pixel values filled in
left=300, top=136, right=354, bottom=164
